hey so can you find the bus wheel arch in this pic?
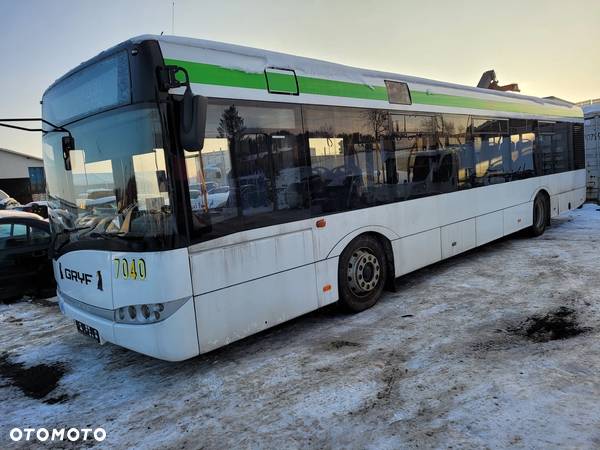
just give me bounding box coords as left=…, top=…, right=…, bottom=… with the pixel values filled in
left=337, top=232, right=394, bottom=312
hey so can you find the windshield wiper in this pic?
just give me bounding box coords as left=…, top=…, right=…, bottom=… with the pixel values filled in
left=89, top=231, right=145, bottom=240
left=60, top=226, right=94, bottom=235
left=52, top=226, right=95, bottom=254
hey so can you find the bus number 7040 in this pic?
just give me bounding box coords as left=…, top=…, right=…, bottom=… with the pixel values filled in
left=113, top=258, right=146, bottom=281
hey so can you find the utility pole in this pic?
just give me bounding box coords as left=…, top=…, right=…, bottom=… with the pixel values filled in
left=171, top=1, right=175, bottom=34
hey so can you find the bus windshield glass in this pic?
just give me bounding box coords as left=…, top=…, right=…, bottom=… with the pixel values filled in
left=42, top=105, right=176, bottom=247
left=43, top=51, right=131, bottom=125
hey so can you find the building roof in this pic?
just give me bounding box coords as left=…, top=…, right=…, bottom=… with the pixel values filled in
left=583, top=104, right=600, bottom=117
left=577, top=98, right=600, bottom=107
left=0, top=147, right=42, bottom=161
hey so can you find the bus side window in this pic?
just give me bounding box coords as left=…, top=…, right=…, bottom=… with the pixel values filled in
left=304, top=106, right=391, bottom=212
left=186, top=100, right=311, bottom=242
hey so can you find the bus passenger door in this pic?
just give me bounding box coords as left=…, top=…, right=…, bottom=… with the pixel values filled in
left=187, top=101, right=319, bottom=353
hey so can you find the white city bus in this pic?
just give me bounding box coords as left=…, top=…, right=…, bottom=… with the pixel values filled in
left=42, top=35, right=585, bottom=361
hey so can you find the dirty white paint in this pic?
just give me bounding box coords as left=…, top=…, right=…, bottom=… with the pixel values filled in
left=188, top=171, right=584, bottom=355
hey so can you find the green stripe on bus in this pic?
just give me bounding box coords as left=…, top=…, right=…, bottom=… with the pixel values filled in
left=297, top=76, right=388, bottom=101
left=169, top=58, right=267, bottom=90
left=165, top=58, right=582, bottom=118
left=410, top=91, right=581, bottom=118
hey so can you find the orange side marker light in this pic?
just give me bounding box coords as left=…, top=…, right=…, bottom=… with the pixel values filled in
left=323, top=284, right=332, bottom=292
left=316, top=218, right=326, bottom=228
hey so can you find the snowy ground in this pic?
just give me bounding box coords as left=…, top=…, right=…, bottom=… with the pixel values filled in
left=2, top=204, right=600, bottom=449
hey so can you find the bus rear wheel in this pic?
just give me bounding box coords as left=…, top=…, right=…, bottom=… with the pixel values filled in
left=338, top=235, right=387, bottom=312
left=529, top=193, right=548, bottom=237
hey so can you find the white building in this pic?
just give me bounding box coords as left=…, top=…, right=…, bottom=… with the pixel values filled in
left=0, top=147, right=46, bottom=203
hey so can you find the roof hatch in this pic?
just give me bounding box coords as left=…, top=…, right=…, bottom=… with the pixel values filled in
left=264, top=67, right=299, bottom=95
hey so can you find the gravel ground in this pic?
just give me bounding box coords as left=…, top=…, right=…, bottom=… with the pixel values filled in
left=2, top=204, right=600, bottom=449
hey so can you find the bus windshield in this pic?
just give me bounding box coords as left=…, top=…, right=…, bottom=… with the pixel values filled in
left=42, top=105, right=176, bottom=248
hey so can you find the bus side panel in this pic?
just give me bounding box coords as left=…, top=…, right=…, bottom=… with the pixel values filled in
left=315, top=257, right=339, bottom=307
left=441, top=219, right=476, bottom=259
left=574, top=187, right=586, bottom=208
left=503, top=202, right=533, bottom=236
left=392, top=228, right=441, bottom=278
left=189, top=228, right=314, bottom=295
left=194, top=264, right=319, bottom=353
left=546, top=169, right=586, bottom=215
left=476, top=211, right=504, bottom=246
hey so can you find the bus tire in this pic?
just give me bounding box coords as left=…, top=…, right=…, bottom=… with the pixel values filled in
left=529, top=193, right=548, bottom=237
left=338, top=235, right=387, bottom=312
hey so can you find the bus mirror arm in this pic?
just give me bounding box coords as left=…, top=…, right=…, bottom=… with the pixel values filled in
left=62, top=135, right=74, bottom=171
left=178, top=86, right=207, bottom=152
left=158, top=65, right=207, bottom=151
left=0, top=118, right=74, bottom=171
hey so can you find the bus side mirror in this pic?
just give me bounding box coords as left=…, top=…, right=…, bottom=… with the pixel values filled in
left=62, top=135, right=74, bottom=171
left=179, top=87, right=207, bottom=151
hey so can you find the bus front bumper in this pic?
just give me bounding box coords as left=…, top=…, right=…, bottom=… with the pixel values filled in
left=58, top=293, right=200, bottom=362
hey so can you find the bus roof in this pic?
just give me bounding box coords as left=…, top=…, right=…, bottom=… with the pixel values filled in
left=138, top=34, right=582, bottom=122
left=46, top=34, right=583, bottom=123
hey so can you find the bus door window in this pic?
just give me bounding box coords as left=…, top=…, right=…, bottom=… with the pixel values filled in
left=185, top=137, right=237, bottom=228
left=509, top=119, right=535, bottom=180
left=440, top=114, right=468, bottom=190
left=552, top=122, right=570, bottom=172
left=537, top=121, right=555, bottom=175
left=471, top=118, right=509, bottom=185
left=237, top=132, right=273, bottom=215
left=304, top=106, right=390, bottom=212
left=270, top=131, right=311, bottom=211
left=391, top=114, right=443, bottom=199
left=229, top=104, right=307, bottom=222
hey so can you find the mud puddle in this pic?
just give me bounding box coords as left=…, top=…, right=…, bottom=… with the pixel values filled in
left=0, top=354, right=69, bottom=403
left=510, top=307, right=591, bottom=342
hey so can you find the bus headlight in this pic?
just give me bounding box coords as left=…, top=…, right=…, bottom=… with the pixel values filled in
left=114, top=298, right=188, bottom=324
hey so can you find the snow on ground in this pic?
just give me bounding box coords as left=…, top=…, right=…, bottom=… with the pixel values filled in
left=2, top=205, right=600, bottom=449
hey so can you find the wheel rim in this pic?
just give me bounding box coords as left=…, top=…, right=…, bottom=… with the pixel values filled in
left=347, top=248, right=381, bottom=297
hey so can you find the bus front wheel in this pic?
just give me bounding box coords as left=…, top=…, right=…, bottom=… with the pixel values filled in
left=338, top=235, right=387, bottom=312
left=529, top=193, right=548, bottom=237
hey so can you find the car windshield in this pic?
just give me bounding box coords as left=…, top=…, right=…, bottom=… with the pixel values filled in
left=42, top=105, right=175, bottom=246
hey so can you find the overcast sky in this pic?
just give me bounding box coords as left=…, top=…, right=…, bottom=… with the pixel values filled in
left=1, top=0, right=599, bottom=157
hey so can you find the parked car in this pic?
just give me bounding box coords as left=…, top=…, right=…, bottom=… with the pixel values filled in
left=0, top=189, right=19, bottom=210
left=0, top=210, right=55, bottom=301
